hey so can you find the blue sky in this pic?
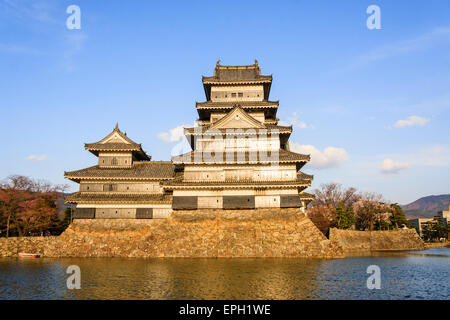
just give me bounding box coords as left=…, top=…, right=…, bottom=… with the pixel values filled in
left=0, top=0, right=449, bottom=204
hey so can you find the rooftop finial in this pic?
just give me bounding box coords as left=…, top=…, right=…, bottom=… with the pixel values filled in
left=115, top=122, right=119, bottom=131
left=216, top=59, right=221, bottom=66
left=254, top=59, right=259, bottom=66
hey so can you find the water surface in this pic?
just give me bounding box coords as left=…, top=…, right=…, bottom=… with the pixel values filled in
left=0, top=249, right=449, bottom=300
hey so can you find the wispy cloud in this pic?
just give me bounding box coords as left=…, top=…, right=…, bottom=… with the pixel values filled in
left=158, top=125, right=188, bottom=142
left=336, top=27, right=450, bottom=71
left=290, top=143, right=349, bottom=169
left=394, top=115, right=430, bottom=128
left=1, top=0, right=88, bottom=71
left=380, top=159, right=410, bottom=174
left=413, top=145, right=450, bottom=167
left=377, top=145, right=450, bottom=172
left=279, top=112, right=313, bottom=129
left=0, top=43, right=42, bottom=55
left=26, top=154, right=47, bottom=161
left=1, top=0, right=59, bottom=24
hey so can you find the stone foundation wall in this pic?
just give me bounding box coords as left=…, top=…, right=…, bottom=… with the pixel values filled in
left=0, top=237, right=53, bottom=257
left=0, top=209, right=343, bottom=258
left=329, top=228, right=425, bottom=254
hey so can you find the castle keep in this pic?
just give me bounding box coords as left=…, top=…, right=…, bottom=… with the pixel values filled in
left=1, top=61, right=423, bottom=259
left=65, top=61, right=314, bottom=218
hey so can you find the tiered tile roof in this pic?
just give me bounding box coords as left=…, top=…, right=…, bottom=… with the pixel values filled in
left=171, top=149, right=310, bottom=165
left=65, top=161, right=175, bottom=182
left=84, top=124, right=150, bottom=160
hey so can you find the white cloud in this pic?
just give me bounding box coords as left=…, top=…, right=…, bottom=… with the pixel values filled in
left=290, top=143, right=349, bottom=169
left=158, top=125, right=195, bottom=157
left=26, top=154, right=47, bottom=161
left=380, top=159, right=410, bottom=174
left=279, top=112, right=310, bottom=129
left=158, top=125, right=188, bottom=142
left=394, top=115, right=430, bottom=128
left=377, top=145, right=450, bottom=171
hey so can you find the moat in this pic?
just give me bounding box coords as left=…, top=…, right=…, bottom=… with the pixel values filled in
left=0, top=249, right=448, bottom=300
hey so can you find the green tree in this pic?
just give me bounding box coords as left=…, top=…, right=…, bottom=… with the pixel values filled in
left=433, top=215, right=448, bottom=240
left=60, top=207, right=73, bottom=230
left=421, top=221, right=436, bottom=242
left=344, top=205, right=356, bottom=229
left=421, top=216, right=448, bottom=241
left=389, top=203, right=409, bottom=229
left=334, top=202, right=356, bottom=229
left=52, top=207, right=73, bottom=235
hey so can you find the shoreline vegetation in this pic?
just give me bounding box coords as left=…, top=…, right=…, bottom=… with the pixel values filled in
left=306, top=183, right=449, bottom=242
left=0, top=175, right=71, bottom=238
left=0, top=176, right=447, bottom=257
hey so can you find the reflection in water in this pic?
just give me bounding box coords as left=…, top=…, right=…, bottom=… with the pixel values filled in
left=0, top=249, right=449, bottom=300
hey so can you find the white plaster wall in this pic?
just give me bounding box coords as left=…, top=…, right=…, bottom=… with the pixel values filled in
left=173, top=188, right=299, bottom=197
left=197, top=136, right=280, bottom=152
left=255, top=195, right=280, bottom=208
left=211, top=85, right=264, bottom=102
left=79, top=182, right=163, bottom=193
left=152, top=208, right=172, bottom=219
left=183, top=164, right=297, bottom=182
left=77, top=204, right=172, bottom=209
left=95, top=208, right=136, bottom=219
left=198, top=196, right=223, bottom=208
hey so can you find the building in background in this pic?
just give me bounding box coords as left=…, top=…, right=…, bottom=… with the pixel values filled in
left=409, top=206, right=450, bottom=237
left=440, top=206, right=450, bottom=224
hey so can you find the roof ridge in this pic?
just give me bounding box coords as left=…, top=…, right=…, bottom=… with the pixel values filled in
left=134, top=160, right=173, bottom=165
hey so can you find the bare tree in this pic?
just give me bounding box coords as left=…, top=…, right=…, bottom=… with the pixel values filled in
left=309, top=183, right=361, bottom=209
left=352, top=192, right=392, bottom=231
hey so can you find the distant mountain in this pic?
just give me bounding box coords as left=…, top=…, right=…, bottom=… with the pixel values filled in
left=402, top=194, right=450, bottom=219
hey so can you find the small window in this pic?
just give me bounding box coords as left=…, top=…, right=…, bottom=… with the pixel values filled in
left=231, top=93, right=236, bottom=97
left=238, top=92, right=243, bottom=97
left=86, top=186, right=90, bottom=190
left=104, top=184, right=116, bottom=192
